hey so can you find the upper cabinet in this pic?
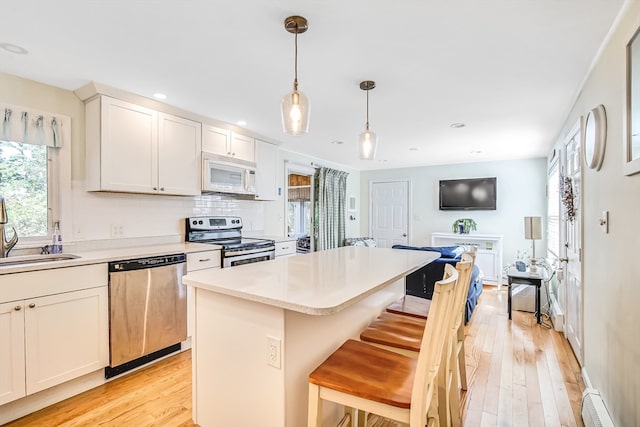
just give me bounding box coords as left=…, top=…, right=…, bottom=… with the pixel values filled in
left=202, top=124, right=255, bottom=163
left=255, top=140, right=278, bottom=201
left=85, top=96, right=201, bottom=196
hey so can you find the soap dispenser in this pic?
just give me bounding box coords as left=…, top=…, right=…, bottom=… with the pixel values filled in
left=51, top=222, right=62, bottom=254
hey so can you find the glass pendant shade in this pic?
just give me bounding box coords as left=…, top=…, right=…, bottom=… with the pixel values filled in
left=359, top=128, right=378, bottom=160
left=281, top=89, right=310, bottom=136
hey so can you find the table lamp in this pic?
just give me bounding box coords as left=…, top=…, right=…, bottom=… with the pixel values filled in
left=524, top=216, right=542, bottom=274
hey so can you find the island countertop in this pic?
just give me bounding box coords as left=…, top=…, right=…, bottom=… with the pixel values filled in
left=182, top=246, right=438, bottom=315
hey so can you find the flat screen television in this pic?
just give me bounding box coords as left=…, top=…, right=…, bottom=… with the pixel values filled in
left=439, top=177, right=497, bottom=210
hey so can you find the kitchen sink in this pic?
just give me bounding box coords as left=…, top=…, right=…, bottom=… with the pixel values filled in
left=0, top=253, right=80, bottom=267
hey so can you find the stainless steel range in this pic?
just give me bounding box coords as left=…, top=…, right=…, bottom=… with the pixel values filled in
left=186, top=216, right=275, bottom=268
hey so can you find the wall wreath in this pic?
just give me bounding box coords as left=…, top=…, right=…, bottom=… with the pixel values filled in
left=560, top=175, right=576, bottom=223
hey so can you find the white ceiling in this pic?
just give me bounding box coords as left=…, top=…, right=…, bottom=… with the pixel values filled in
left=0, top=0, right=626, bottom=171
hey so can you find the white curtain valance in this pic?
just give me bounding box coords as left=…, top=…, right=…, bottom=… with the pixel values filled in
left=1, top=102, right=69, bottom=148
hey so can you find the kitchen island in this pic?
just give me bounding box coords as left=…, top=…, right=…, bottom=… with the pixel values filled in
left=182, top=246, right=438, bottom=427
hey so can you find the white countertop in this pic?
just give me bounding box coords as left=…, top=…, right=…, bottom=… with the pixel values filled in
left=183, top=246, right=439, bottom=315
left=0, top=242, right=220, bottom=275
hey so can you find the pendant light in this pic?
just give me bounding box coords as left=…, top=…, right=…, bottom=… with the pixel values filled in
left=359, top=80, right=378, bottom=160
left=281, top=16, right=310, bottom=136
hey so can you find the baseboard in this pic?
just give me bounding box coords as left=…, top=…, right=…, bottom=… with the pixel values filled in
left=582, top=367, right=593, bottom=389
left=550, top=297, right=564, bottom=332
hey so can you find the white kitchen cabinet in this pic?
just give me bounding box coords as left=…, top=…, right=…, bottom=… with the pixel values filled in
left=25, top=287, right=108, bottom=394
left=0, top=301, right=25, bottom=405
left=158, top=112, right=202, bottom=195
left=86, top=96, right=201, bottom=196
left=274, top=239, right=297, bottom=257
left=202, top=124, right=255, bottom=163
left=0, top=264, right=109, bottom=406
left=255, top=140, right=278, bottom=201
left=186, top=250, right=221, bottom=340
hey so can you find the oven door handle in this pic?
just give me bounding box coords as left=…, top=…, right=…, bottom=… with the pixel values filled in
left=224, top=245, right=276, bottom=257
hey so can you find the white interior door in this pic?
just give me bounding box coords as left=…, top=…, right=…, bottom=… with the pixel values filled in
left=563, top=124, right=583, bottom=365
left=370, top=180, right=409, bottom=248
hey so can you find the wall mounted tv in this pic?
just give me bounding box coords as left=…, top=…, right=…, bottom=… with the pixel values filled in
left=439, top=177, right=497, bottom=210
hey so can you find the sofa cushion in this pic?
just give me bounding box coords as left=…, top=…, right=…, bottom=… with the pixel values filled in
left=391, top=244, right=463, bottom=258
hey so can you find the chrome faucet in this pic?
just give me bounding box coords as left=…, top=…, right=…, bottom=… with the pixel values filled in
left=0, top=196, right=18, bottom=258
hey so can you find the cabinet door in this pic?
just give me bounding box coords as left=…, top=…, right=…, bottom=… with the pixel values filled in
left=100, top=97, right=158, bottom=193
left=0, top=302, right=25, bottom=405
left=158, top=113, right=202, bottom=195
left=24, top=287, right=108, bottom=394
left=230, top=133, right=255, bottom=162
left=255, top=140, right=278, bottom=200
left=202, top=125, right=231, bottom=156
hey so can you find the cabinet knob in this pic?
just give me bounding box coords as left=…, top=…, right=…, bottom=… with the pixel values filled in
left=153, top=187, right=158, bottom=191
left=160, top=187, right=165, bottom=191
left=402, top=233, right=407, bottom=237
left=28, top=303, right=36, bottom=308
left=14, top=306, right=22, bottom=311
left=559, top=257, right=569, bottom=263
left=232, top=153, right=236, bottom=156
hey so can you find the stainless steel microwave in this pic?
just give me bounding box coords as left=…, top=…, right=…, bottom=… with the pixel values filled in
left=202, top=154, right=256, bottom=195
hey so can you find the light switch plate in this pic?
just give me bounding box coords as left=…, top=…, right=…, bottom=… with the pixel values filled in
left=600, top=210, right=609, bottom=233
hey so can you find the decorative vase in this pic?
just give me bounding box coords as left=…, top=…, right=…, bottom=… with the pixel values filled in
left=458, top=224, right=465, bottom=234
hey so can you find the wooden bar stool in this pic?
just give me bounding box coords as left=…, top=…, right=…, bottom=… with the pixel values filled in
left=307, top=264, right=460, bottom=427
left=360, top=256, right=475, bottom=427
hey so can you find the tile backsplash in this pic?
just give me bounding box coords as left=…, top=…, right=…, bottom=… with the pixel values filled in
left=70, top=180, right=265, bottom=242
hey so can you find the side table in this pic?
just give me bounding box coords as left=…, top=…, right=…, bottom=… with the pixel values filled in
left=507, top=267, right=548, bottom=324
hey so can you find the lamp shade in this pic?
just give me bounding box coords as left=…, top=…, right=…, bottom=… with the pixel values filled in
left=524, top=216, right=542, bottom=240
left=281, top=89, right=310, bottom=136
left=358, top=129, right=378, bottom=160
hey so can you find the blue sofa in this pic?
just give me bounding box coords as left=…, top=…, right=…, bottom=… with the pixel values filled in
left=392, top=245, right=482, bottom=323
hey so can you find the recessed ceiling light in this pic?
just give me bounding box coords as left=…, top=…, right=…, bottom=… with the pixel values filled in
left=409, top=147, right=419, bottom=151
left=152, top=93, right=167, bottom=100
left=330, top=140, right=344, bottom=145
left=0, top=43, right=28, bottom=54
left=470, top=150, right=483, bottom=155
left=450, top=123, right=466, bottom=128
left=237, top=120, right=247, bottom=126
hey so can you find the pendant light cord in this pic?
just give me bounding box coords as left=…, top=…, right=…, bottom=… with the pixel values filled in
left=365, top=90, right=370, bottom=131
left=293, top=24, right=299, bottom=91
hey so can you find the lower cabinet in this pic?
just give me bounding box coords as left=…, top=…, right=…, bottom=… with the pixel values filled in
left=186, top=250, right=221, bottom=339
left=275, top=239, right=297, bottom=257
left=0, top=286, right=109, bottom=405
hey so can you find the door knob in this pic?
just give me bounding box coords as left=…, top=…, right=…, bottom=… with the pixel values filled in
left=559, top=257, right=568, bottom=263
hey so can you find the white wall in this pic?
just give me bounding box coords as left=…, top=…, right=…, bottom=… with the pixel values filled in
left=549, top=2, right=640, bottom=425
left=359, top=158, right=548, bottom=270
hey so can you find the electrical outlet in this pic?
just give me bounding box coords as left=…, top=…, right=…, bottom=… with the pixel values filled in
left=110, top=224, right=125, bottom=238
left=266, top=335, right=281, bottom=369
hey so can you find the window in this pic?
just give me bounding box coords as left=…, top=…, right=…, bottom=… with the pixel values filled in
left=547, top=160, right=560, bottom=258
left=1, top=104, right=67, bottom=244
left=0, top=140, right=52, bottom=240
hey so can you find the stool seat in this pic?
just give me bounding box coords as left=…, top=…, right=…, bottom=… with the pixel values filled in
left=360, top=312, right=425, bottom=353
left=386, top=295, right=430, bottom=319
left=309, top=339, right=417, bottom=409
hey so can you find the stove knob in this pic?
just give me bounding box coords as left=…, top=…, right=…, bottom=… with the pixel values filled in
left=198, top=220, right=203, bottom=225
left=192, top=220, right=197, bottom=225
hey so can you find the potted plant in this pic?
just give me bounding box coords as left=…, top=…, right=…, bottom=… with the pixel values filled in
left=452, top=218, right=477, bottom=234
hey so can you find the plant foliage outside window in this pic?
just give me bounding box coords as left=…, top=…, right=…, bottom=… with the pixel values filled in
left=0, top=140, right=49, bottom=238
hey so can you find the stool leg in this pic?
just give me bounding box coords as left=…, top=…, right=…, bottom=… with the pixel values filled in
left=457, top=323, right=468, bottom=390
left=308, top=383, right=323, bottom=427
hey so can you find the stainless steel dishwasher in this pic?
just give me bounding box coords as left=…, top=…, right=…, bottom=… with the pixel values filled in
left=105, top=253, right=187, bottom=378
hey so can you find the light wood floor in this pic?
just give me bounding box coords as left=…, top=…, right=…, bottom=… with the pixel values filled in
left=3, top=287, right=584, bottom=427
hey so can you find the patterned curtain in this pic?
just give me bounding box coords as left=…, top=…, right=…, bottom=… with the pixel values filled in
left=314, top=167, right=349, bottom=251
